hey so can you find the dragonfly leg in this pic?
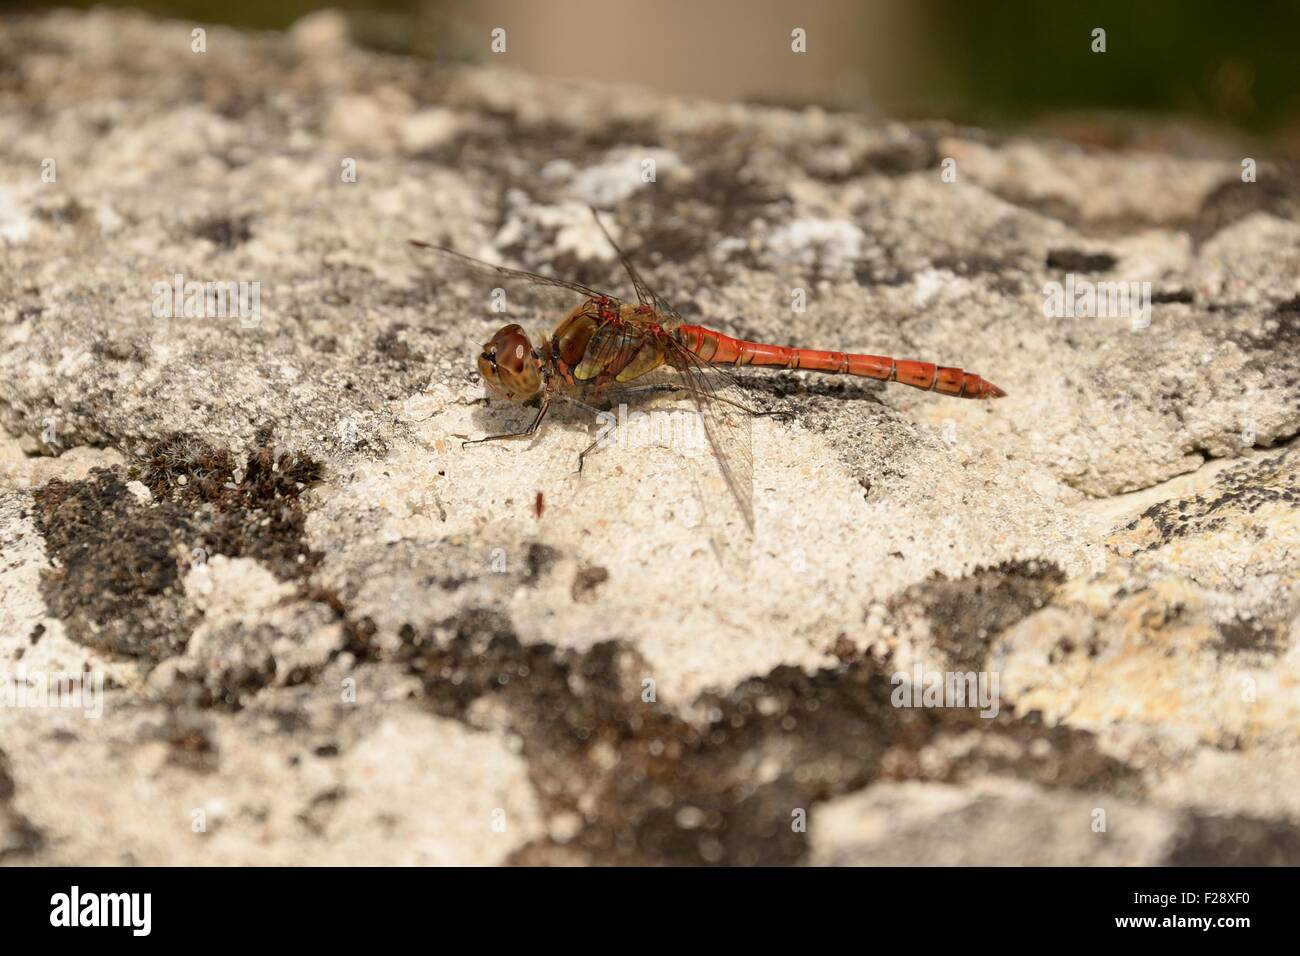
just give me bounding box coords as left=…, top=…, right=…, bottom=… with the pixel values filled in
left=615, top=383, right=681, bottom=398
left=576, top=435, right=602, bottom=474
left=459, top=397, right=550, bottom=449
left=552, top=395, right=610, bottom=474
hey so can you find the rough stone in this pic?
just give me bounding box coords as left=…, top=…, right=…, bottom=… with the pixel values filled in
left=1, top=9, right=1297, bottom=865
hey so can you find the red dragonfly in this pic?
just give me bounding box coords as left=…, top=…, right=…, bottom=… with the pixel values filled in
left=411, top=210, right=1004, bottom=561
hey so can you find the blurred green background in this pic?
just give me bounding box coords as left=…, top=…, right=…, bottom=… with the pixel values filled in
left=6, top=0, right=1298, bottom=147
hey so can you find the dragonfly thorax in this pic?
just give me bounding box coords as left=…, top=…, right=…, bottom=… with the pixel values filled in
left=478, top=323, right=544, bottom=402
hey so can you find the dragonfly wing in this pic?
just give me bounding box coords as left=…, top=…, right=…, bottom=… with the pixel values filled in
left=665, top=338, right=755, bottom=528
left=587, top=207, right=658, bottom=307
left=408, top=239, right=610, bottom=300
left=575, top=323, right=632, bottom=381
left=654, top=336, right=755, bottom=571
left=407, top=238, right=624, bottom=360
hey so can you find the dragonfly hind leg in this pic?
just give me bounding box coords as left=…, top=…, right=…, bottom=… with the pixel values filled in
left=549, top=394, right=609, bottom=474
left=576, top=435, right=602, bottom=474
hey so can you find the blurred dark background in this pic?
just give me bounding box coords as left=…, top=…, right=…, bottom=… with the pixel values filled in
left=6, top=1, right=1299, bottom=150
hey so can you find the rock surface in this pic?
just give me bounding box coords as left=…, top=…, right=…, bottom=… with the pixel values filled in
left=0, top=9, right=1297, bottom=865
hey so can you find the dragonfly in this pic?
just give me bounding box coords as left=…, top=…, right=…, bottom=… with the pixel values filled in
left=410, top=210, right=1005, bottom=563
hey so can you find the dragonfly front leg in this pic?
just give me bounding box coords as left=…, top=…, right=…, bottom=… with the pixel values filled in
left=459, top=397, right=550, bottom=449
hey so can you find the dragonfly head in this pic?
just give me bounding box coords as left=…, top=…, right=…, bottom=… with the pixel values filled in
left=478, top=324, right=543, bottom=401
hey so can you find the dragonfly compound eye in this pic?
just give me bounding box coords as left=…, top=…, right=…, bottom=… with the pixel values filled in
left=480, top=324, right=542, bottom=401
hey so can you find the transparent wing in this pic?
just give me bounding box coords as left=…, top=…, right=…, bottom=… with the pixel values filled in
left=586, top=207, right=691, bottom=322
left=409, top=239, right=611, bottom=301
left=588, top=207, right=660, bottom=308
left=585, top=214, right=757, bottom=568
left=663, top=337, right=755, bottom=533
left=406, top=237, right=628, bottom=352
left=582, top=321, right=646, bottom=383
left=565, top=316, right=755, bottom=570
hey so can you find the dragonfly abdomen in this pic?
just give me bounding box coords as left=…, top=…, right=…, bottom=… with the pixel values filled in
left=678, top=325, right=1005, bottom=399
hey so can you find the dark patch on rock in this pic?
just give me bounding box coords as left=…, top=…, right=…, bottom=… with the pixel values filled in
left=577, top=119, right=667, bottom=153
left=640, top=151, right=787, bottom=264
left=1124, top=450, right=1298, bottom=554
left=980, top=166, right=1300, bottom=241
left=1216, top=308, right=1300, bottom=379
left=303, top=584, right=379, bottom=661
left=374, top=327, right=423, bottom=367
left=1224, top=304, right=1300, bottom=364
left=297, top=785, right=346, bottom=835
left=1190, top=173, right=1300, bottom=244
left=91, top=336, right=151, bottom=363
left=748, top=373, right=883, bottom=406
left=32, top=468, right=201, bottom=659
left=0, top=811, right=44, bottom=863
left=524, top=542, right=560, bottom=585
left=1046, top=248, right=1117, bottom=273
left=420, top=124, right=783, bottom=291
left=808, top=134, right=940, bottom=183
left=34, top=197, right=89, bottom=225
left=0, top=749, right=46, bottom=862
left=421, top=117, right=585, bottom=177
left=923, top=251, right=1024, bottom=293
left=859, top=138, right=940, bottom=176
left=138, top=434, right=238, bottom=500
left=1215, top=617, right=1287, bottom=656
left=0, top=751, right=16, bottom=802
left=134, top=433, right=324, bottom=580
left=629, top=221, right=715, bottom=272
left=571, top=565, right=610, bottom=603
left=191, top=214, right=254, bottom=249
left=852, top=257, right=911, bottom=287
left=191, top=621, right=279, bottom=710
left=890, top=560, right=1067, bottom=671
left=146, top=585, right=353, bottom=711
left=138, top=710, right=221, bottom=775
left=1166, top=813, right=1300, bottom=865
left=400, top=610, right=1136, bottom=865
left=1050, top=634, right=1103, bottom=663
left=32, top=435, right=324, bottom=660
left=929, top=253, right=1015, bottom=278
